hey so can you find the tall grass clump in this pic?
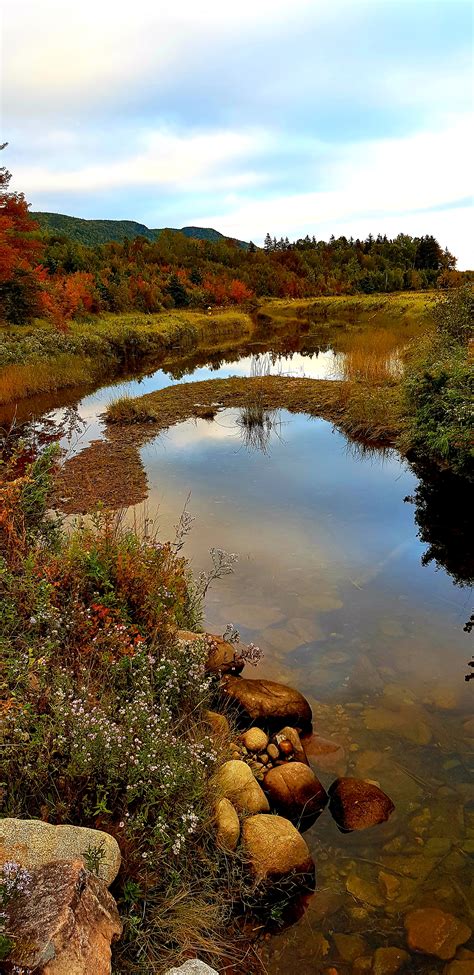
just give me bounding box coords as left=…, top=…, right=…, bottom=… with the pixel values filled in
left=0, top=444, right=244, bottom=972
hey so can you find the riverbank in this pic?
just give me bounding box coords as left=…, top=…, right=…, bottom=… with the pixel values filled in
left=0, top=308, right=253, bottom=407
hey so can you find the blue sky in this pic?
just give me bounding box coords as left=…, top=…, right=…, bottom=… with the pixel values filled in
left=2, top=0, right=473, bottom=265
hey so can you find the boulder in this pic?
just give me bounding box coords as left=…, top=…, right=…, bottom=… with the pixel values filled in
left=275, top=726, right=309, bottom=764
left=241, top=814, right=315, bottom=885
left=215, top=798, right=240, bottom=852
left=328, top=777, right=394, bottom=832
left=177, top=630, right=244, bottom=675
left=222, top=676, right=312, bottom=731
left=214, top=760, right=269, bottom=814
left=5, top=859, right=122, bottom=975
left=404, top=908, right=472, bottom=960
left=373, top=947, right=410, bottom=974
left=242, top=728, right=269, bottom=752
left=166, top=962, right=219, bottom=975
left=263, top=762, right=327, bottom=828
left=0, top=819, right=121, bottom=885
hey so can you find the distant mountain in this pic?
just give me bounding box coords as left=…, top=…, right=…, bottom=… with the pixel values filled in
left=32, top=212, right=249, bottom=249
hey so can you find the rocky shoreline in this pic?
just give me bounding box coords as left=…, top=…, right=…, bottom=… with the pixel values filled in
left=1, top=628, right=472, bottom=975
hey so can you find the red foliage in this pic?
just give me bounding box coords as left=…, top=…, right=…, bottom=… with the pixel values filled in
left=41, top=272, right=97, bottom=330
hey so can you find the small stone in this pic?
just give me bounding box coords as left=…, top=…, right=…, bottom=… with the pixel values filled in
left=267, top=744, right=280, bottom=760
left=333, top=932, right=367, bottom=961
left=373, top=946, right=409, bottom=974
left=215, top=798, right=240, bottom=852
left=404, top=908, right=472, bottom=960
left=214, top=760, right=270, bottom=815
left=242, top=728, right=269, bottom=752
left=278, top=739, right=295, bottom=757
left=260, top=753, right=269, bottom=765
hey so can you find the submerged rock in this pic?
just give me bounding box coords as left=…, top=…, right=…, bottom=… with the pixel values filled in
left=333, top=932, right=367, bottom=962
left=0, top=818, right=121, bottom=885
left=214, top=759, right=269, bottom=814
left=373, top=946, right=409, bottom=974
left=263, top=762, right=327, bottom=828
left=304, top=733, right=346, bottom=772
left=363, top=705, right=432, bottom=745
left=328, top=777, right=394, bottom=832
left=222, top=675, right=312, bottom=731
left=215, top=798, right=240, bottom=852
left=241, top=814, right=315, bottom=885
left=404, top=907, right=472, bottom=960
left=5, top=859, right=122, bottom=975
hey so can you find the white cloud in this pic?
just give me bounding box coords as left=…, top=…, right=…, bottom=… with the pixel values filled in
left=10, top=127, right=269, bottom=194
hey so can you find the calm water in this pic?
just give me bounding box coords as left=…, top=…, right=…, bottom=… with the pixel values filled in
left=10, top=328, right=474, bottom=972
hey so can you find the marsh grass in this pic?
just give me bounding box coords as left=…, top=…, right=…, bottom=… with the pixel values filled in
left=0, top=309, right=252, bottom=405
left=106, top=394, right=159, bottom=424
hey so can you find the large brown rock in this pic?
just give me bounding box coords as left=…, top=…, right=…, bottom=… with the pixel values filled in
left=5, top=859, right=122, bottom=974
left=263, top=762, right=327, bottom=828
left=328, top=777, right=394, bottom=832
left=404, top=908, right=472, bottom=960
left=0, top=818, right=121, bottom=885
left=214, top=760, right=270, bottom=814
left=177, top=630, right=244, bottom=675
left=242, top=814, right=315, bottom=886
left=222, top=676, right=312, bottom=731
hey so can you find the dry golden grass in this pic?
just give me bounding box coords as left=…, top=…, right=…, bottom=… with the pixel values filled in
left=0, top=355, right=92, bottom=405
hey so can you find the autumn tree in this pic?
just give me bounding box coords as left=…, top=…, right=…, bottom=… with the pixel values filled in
left=0, top=145, right=44, bottom=324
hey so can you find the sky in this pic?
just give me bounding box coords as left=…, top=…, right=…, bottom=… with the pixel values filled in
left=1, top=0, right=473, bottom=266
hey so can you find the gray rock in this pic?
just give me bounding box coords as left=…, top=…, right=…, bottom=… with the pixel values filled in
left=166, top=962, right=219, bottom=975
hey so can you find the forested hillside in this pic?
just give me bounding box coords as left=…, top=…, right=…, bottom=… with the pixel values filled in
left=32, top=211, right=249, bottom=249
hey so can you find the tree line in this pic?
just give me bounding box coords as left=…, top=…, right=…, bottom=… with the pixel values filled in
left=0, top=150, right=469, bottom=328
